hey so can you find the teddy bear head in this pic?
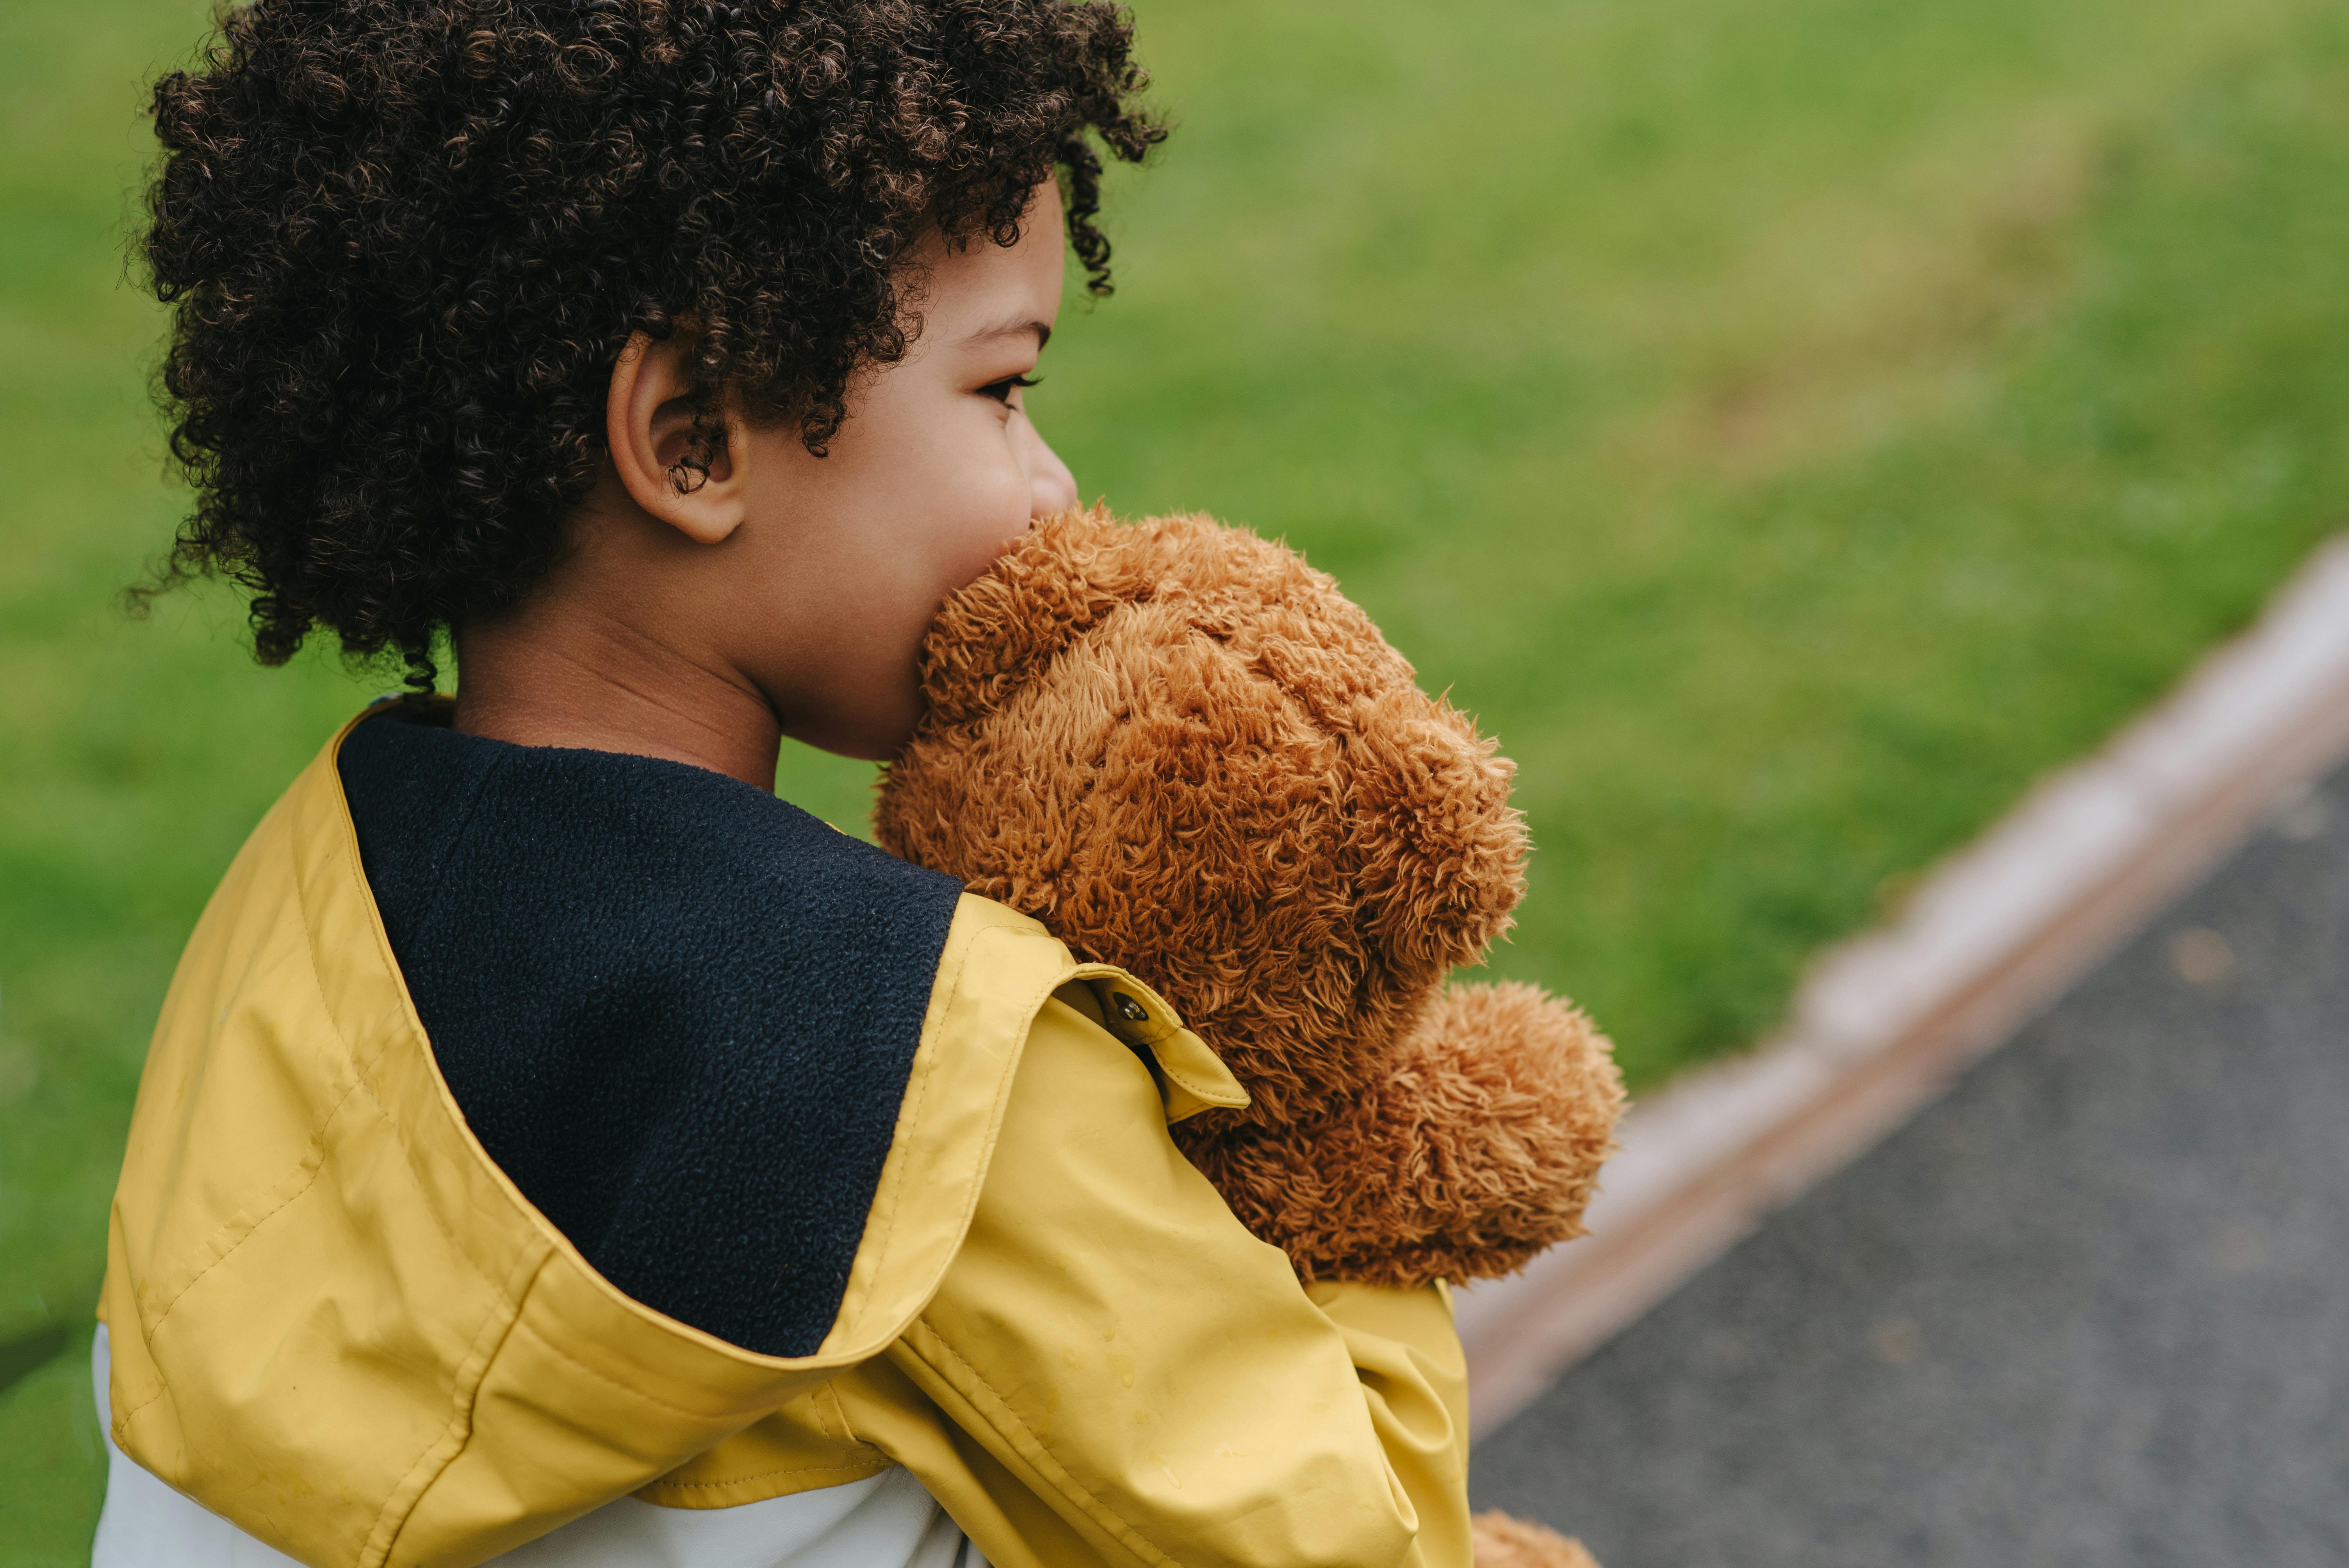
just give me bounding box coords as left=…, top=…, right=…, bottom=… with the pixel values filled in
left=875, top=508, right=1529, bottom=1128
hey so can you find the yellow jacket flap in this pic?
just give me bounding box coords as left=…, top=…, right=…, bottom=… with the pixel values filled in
left=1057, top=969, right=1251, bottom=1123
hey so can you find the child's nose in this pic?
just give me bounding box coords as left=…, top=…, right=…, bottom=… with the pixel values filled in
left=1015, top=409, right=1080, bottom=519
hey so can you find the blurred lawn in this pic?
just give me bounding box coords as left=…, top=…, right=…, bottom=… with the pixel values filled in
left=7, top=0, right=2349, bottom=1552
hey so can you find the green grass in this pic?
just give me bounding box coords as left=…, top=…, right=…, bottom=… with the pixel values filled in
left=7, top=0, right=2349, bottom=1548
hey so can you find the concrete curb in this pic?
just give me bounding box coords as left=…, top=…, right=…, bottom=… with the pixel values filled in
left=1456, top=534, right=2349, bottom=1441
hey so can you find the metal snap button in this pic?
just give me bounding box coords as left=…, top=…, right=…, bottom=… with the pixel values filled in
left=1113, top=994, right=1150, bottom=1024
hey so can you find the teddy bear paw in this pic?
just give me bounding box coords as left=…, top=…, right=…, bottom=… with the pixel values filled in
left=1471, top=1509, right=1602, bottom=1568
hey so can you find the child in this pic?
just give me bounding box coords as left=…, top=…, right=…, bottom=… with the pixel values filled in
left=96, top=2, right=1474, bottom=1565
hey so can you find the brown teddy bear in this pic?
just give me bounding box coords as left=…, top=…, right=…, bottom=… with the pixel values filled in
left=875, top=507, right=1621, bottom=1568
left=876, top=507, right=1623, bottom=1281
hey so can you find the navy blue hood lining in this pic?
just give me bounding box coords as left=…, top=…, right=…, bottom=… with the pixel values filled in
left=336, top=704, right=963, bottom=1357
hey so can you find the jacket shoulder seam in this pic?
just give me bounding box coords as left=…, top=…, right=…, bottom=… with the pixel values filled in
left=501, top=1310, right=733, bottom=1423
left=127, top=832, right=385, bottom=1348
left=367, top=1242, right=540, bottom=1568
left=915, top=1322, right=1177, bottom=1568
left=642, top=1458, right=893, bottom=1493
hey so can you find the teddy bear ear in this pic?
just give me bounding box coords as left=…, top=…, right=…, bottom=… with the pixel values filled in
left=1340, top=691, right=1529, bottom=987
left=914, top=504, right=1153, bottom=730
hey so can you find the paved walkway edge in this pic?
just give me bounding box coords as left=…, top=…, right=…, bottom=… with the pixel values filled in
left=1456, top=534, right=2349, bottom=1440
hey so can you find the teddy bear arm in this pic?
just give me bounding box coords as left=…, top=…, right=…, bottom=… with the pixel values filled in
left=1471, top=1511, right=1604, bottom=1568
left=1176, top=981, right=1625, bottom=1289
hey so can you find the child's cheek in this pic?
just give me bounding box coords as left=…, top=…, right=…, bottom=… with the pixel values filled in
left=938, top=460, right=1035, bottom=590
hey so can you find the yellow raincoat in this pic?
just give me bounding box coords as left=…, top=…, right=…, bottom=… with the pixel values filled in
left=99, top=716, right=1474, bottom=1568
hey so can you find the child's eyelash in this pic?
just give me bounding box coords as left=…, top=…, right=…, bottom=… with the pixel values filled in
left=982, top=374, right=1042, bottom=402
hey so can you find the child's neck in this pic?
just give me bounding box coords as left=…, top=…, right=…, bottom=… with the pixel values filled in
left=452, top=606, right=783, bottom=792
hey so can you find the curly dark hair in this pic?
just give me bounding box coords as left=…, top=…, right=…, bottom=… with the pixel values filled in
left=142, top=0, right=1164, bottom=686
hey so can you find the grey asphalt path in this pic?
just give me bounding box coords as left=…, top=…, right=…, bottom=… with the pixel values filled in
left=1471, top=762, right=2349, bottom=1568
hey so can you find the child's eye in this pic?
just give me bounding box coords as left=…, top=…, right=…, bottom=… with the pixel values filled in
left=980, top=374, right=1042, bottom=404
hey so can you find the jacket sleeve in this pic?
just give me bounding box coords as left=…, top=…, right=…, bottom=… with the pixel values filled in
left=835, top=991, right=1474, bottom=1568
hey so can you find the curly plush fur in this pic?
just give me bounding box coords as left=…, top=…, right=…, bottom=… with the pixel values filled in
left=1470, top=1512, right=1601, bottom=1568
left=876, top=507, right=1623, bottom=1286
left=1182, top=982, right=1623, bottom=1285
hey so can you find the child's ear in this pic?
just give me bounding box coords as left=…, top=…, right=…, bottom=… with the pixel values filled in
left=605, top=330, right=746, bottom=545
